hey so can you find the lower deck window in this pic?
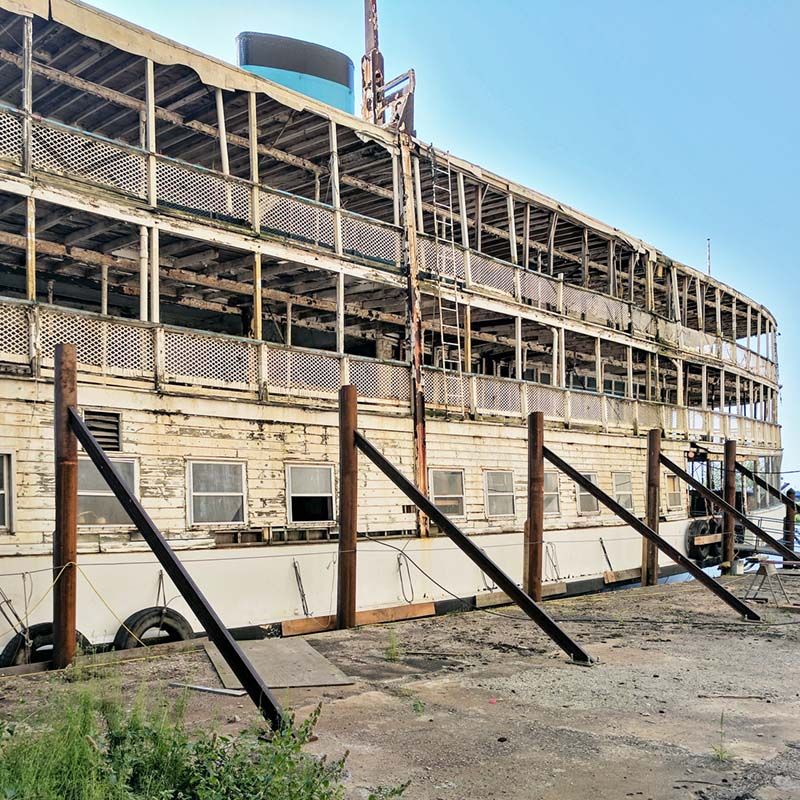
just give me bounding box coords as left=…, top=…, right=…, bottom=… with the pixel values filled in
left=666, top=474, right=683, bottom=510
left=613, top=472, right=634, bottom=511
left=430, top=469, right=465, bottom=517
left=0, top=454, right=10, bottom=530
left=544, top=472, right=560, bottom=514
left=485, top=470, right=515, bottom=517
left=78, top=457, right=137, bottom=526
left=287, top=464, right=334, bottom=523
left=576, top=473, right=599, bottom=514
left=189, top=461, right=246, bottom=525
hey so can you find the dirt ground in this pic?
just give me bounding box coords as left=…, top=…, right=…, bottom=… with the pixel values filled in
left=1, top=574, right=799, bottom=800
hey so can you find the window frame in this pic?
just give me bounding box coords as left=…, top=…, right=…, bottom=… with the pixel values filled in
left=187, top=460, right=248, bottom=528
left=612, top=471, right=634, bottom=512
left=665, top=473, right=683, bottom=511
left=77, top=456, right=139, bottom=528
left=285, top=462, right=336, bottom=527
left=543, top=471, right=561, bottom=516
left=483, top=469, right=516, bottom=519
left=429, top=467, right=466, bottom=519
left=576, top=472, right=600, bottom=515
left=0, top=451, right=15, bottom=534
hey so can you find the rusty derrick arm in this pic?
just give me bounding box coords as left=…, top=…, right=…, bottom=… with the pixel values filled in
left=68, top=408, right=284, bottom=729
left=543, top=446, right=761, bottom=621
left=661, top=454, right=795, bottom=561
left=354, top=431, right=594, bottom=664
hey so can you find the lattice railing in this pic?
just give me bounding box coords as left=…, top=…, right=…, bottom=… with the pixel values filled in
left=470, top=252, right=515, bottom=296
left=163, top=328, right=257, bottom=389
left=350, top=358, right=411, bottom=402
left=0, top=107, right=22, bottom=164
left=474, top=375, right=522, bottom=416
left=526, top=384, right=566, bottom=419
left=32, top=118, right=147, bottom=198
left=0, top=302, right=29, bottom=364
left=423, top=368, right=468, bottom=411
left=342, top=213, right=402, bottom=266
left=520, top=270, right=558, bottom=310
left=569, top=391, right=603, bottom=424
left=261, top=189, right=335, bottom=250
left=416, top=235, right=465, bottom=281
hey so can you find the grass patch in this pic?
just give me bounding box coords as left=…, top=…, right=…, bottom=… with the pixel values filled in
left=711, top=711, right=734, bottom=763
left=0, top=684, right=406, bottom=799
left=384, top=630, right=402, bottom=662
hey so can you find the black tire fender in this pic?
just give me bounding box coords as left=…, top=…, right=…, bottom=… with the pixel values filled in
left=113, top=606, right=193, bottom=651
left=0, top=622, right=91, bottom=668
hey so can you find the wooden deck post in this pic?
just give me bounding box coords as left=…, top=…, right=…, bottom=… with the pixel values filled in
left=525, top=411, right=544, bottom=601
left=722, top=439, right=736, bottom=573
left=784, top=493, right=796, bottom=566
left=53, top=343, right=78, bottom=669
left=643, top=428, right=660, bottom=586
left=337, top=385, right=358, bottom=629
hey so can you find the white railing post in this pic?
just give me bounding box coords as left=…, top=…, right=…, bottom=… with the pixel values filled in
left=469, top=374, right=478, bottom=416
left=565, top=389, right=572, bottom=426
left=601, top=395, right=609, bottom=432
left=557, top=275, right=564, bottom=315
left=153, top=327, right=165, bottom=389
left=340, top=355, right=350, bottom=386
left=258, top=342, right=269, bottom=401
left=329, top=122, right=343, bottom=257
left=520, top=381, right=528, bottom=419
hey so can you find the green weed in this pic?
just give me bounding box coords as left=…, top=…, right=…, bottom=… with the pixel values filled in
left=711, top=711, right=734, bottom=763
left=384, top=630, right=402, bottom=662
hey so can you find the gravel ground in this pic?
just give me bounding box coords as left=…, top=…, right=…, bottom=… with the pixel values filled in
left=1, top=575, right=798, bottom=800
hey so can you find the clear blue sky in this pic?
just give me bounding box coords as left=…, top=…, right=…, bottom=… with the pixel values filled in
left=94, top=0, right=800, bottom=471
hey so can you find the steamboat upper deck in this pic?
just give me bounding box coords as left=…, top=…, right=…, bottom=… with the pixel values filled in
left=0, top=0, right=779, bottom=447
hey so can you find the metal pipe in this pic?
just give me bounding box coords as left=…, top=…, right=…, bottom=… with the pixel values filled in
left=544, top=446, right=760, bottom=621
left=355, top=431, right=594, bottom=663
left=53, top=344, right=78, bottom=669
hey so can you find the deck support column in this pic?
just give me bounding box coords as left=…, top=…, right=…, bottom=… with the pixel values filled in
left=722, top=439, right=736, bottom=573
left=337, top=385, right=358, bottom=629
left=138, top=226, right=148, bottom=321
left=53, top=343, right=78, bottom=669
left=525, top=411, right=544, bottom=601
left=21, top=14, right=32, bottom=175
left=400, top=135, right=428, bottom=535
left=643, top=428, right=660, bottom=586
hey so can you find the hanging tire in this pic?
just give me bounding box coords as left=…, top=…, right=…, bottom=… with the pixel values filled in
left=0, top=622, right=91, bottom=668
left=113, top=607, right=193, bottom=651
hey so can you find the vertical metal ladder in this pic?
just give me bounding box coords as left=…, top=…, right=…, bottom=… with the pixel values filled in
left=429, top=147, right=465, bottom=410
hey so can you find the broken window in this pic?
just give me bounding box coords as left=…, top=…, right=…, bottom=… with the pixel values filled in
left=430, top=469, right=465, bottom=517
left=576, top=473, right=599, bottom=514
left=287, top=464, right=335, bottom=524
left=189, top=461, right=246, bottom=525
left=485, top=470, right=515, bottom=517
left=78, top=458, right=137, bottom=526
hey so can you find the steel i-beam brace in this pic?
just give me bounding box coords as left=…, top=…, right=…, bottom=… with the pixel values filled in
left=354, top=431, right=594, bottom=663
left=68, top=408, right=285, bottom=728
left=544, top=446, right=761, bottom=621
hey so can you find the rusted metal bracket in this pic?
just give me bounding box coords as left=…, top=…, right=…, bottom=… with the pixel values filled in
left=661, top=454, right=795, bottom=562
left=544, top=446, right=761, bottom=621
left=68, top=408, right=284, bottom=729
left=354, top=431, right=594, bottom=664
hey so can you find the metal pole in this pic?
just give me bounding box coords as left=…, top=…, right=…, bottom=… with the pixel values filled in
left=723, top=439, right=736, bottom=573
left=53, top=343, right=78, bottom=669
left=644, top=429, right=660, bottom=586
left=337, top=385, right=358, bottom=629
left=525, top=412, right=544, bottom=601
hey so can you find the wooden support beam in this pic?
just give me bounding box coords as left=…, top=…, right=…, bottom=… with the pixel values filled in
left=149, top=226, right=159, bottom=323
left=138, top=225, right=148, bottom=321
left=337, top=384, right=358, bottom=630
left=643, top=428, right=660, bottom=586
left=251, top=252, right=262, bottom=339
left=21, top=16, right=32, bottom=176
left=525, top=411, right=544, bottom=601
left=25, top=196, right=35, bottom=300
left=722, top=439, right=736, bottom=573
left=53, top=343, right=78, bottom=670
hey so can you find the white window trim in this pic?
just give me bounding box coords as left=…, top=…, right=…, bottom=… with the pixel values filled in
left=483, top=469, right=515, bottom=518
left=665, top=473, right=683, bottom=511
left=78, top=456, right=139, bottom=529
left=576, top=472, right=600, bottom=515
left=0, top=451, right=16, bottom=534
left=286, top=462, right=336, bottom=527
left=429, top=467, right=466, bottom=519
left=612, top=471, right=634, bottom=512
left=544, top=471, right=561, bottom=516
left=187, top=460, right=248, bottom=527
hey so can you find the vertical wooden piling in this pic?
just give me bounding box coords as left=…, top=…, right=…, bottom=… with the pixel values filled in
left=643, top=428, right=660, bottom=586
left=722, top=439, right=736, bottom=573
left=337, top=385, right=358, bottom=629
left=525, top=412, right=544, bottom=601
left=784, top=496, right=796, bottom=564
left=53, top=343, right=78, bottom=669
